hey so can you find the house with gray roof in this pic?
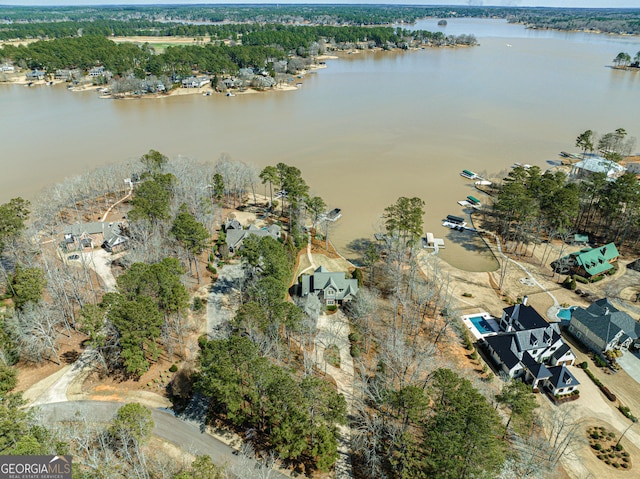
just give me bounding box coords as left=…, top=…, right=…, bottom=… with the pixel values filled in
left=568, top=298, right=640, bottom=353
left=483, top=299, right=577, bottom=394
left=224, top=222, right=281, bottom=253
left=569, top=155, right=626, bottom=181
left=63, top=221, right=129, bottom=253
left=299, top=266, right=359, bottom=306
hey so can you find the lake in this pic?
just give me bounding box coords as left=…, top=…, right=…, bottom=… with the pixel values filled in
left=1, top=18, right=639, bottom=271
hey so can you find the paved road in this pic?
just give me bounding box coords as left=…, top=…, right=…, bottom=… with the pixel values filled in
left=34, top=401, right=290, bottom=479
left=618, top=351, right=640, bottom=384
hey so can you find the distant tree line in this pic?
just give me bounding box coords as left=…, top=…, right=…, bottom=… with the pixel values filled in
left=0, top=35, right=287, bottom=77
left=0, top=4, right=638, bottom=36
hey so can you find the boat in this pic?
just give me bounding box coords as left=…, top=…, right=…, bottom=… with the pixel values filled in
left=443, top=220, right=468, bottom=229
left=325, top=208, right=342, bottom=222
left=203, top=91, right=211, bottom=96
left=226, top=92, right=236, bottom=97
left=475, top=180, right=492, bottom=186
left=511, top=162, right=531, bottom=169
left=460, top=169, right=479, bottom=179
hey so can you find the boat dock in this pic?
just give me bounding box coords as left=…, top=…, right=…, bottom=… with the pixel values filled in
left=457, top=200, right=481, bottom=209
left=460, top=169, right=480, bottom=180
left=443, top=214, right=467, bottom=229
left=423, top=232, right=445, bottom=252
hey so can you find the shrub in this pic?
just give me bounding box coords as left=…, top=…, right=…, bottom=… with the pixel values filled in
left=327, top=304, right=338, bottom=312
left=352, top=268, right=364, bottom=287
left=594, top=443, right=603, bottom=451
left=591, top=274, right=605, bottom=283
left=206, top=264, right=217, bottom=274
left=574, top=274, right=589, bottom=284
left=594, top=355, right=607, bottom=368
left=169, top=364, right=178, bottom=373
left=616, top=444, right=624, bottom=451
left=570, top=278, right=577, bottom=290
left=350, top=344, right=361, bottom=358
left=462, top=292, right=473, bottom=297
left=348, top=332, right=362, bottom=344
left=602, top=386, right=617, bottom=402
left=580, top=361, right=589, bottom=369
left=192, top=296, right=205, bottom=312
left=198, top=334, right=208, bottom=349
left=470, top=351, right=478, bottom=360
left=591, top=432, right=600, bottom=439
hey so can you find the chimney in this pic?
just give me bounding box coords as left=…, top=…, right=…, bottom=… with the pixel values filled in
left=604, top=307, right=610, bottom=316
left=522, top=295, right=529, bottom=306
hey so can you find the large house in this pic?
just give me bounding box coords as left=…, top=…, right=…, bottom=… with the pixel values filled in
left=482, top=299, right=578, bottom=395
left=224, top=219, right=281, bottom=253
left=299, top=266, right=359, bottom=306
left=182, top=76, right=209, bottom=88
left=568, top=298, right=640, bottom=353
left=554, top=242, right=619, bottom=279
left=63, top=221, right=129, bottom=253
left=569, top=155, right=626, bottom=181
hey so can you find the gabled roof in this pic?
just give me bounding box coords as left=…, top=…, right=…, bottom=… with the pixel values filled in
left=64, top=222, right=127, bottom=242
left=225, top=223, right=281, bottom=250
left=547, top=365, right=580, bottom=389
left=576, top=298, right=640, bottom=342
left=574, top=157, right=625, bottom=177
left=503, top=304, right=549, bottom=330
left=571, top=243, right=619, bottom=277
left=514, top=327, right=554, bottom=352
left=224, top=218, right=242, bottom=231
left=484, top=334, right=521, bottom=370
left=300, top=266, right=359, bottom=301
left=550, top=342, right=572, bottom=362
left=521, top=352, right=552, bottom=380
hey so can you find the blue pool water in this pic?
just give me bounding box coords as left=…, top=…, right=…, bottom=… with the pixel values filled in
left=469, top=316, right=496, bottom=334
left=557, top=306, right=577, bottom=321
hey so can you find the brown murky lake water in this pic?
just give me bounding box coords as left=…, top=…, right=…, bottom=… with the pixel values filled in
left=1, top=19, right=639, bottom=271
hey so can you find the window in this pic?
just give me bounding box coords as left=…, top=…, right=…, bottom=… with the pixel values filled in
left=327, top=299, right=335, bottom=306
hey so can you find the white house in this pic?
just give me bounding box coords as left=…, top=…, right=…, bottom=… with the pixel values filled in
left=569, top=155, right=626, bottom=181
left=483, top=299, right=578, bottom=394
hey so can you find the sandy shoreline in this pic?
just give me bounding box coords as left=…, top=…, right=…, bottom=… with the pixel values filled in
left=1, top=60, right=332, bottom=99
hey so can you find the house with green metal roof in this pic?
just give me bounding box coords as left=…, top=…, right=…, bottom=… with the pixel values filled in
left=555, top=242, right=619, bottom=280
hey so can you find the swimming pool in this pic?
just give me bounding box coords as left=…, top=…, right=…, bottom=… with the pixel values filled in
left=462, top=312, right=500, bottom=340
left=469, top=315, right=497, bottom=334
left=556, top=306, right=577, bottom=321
